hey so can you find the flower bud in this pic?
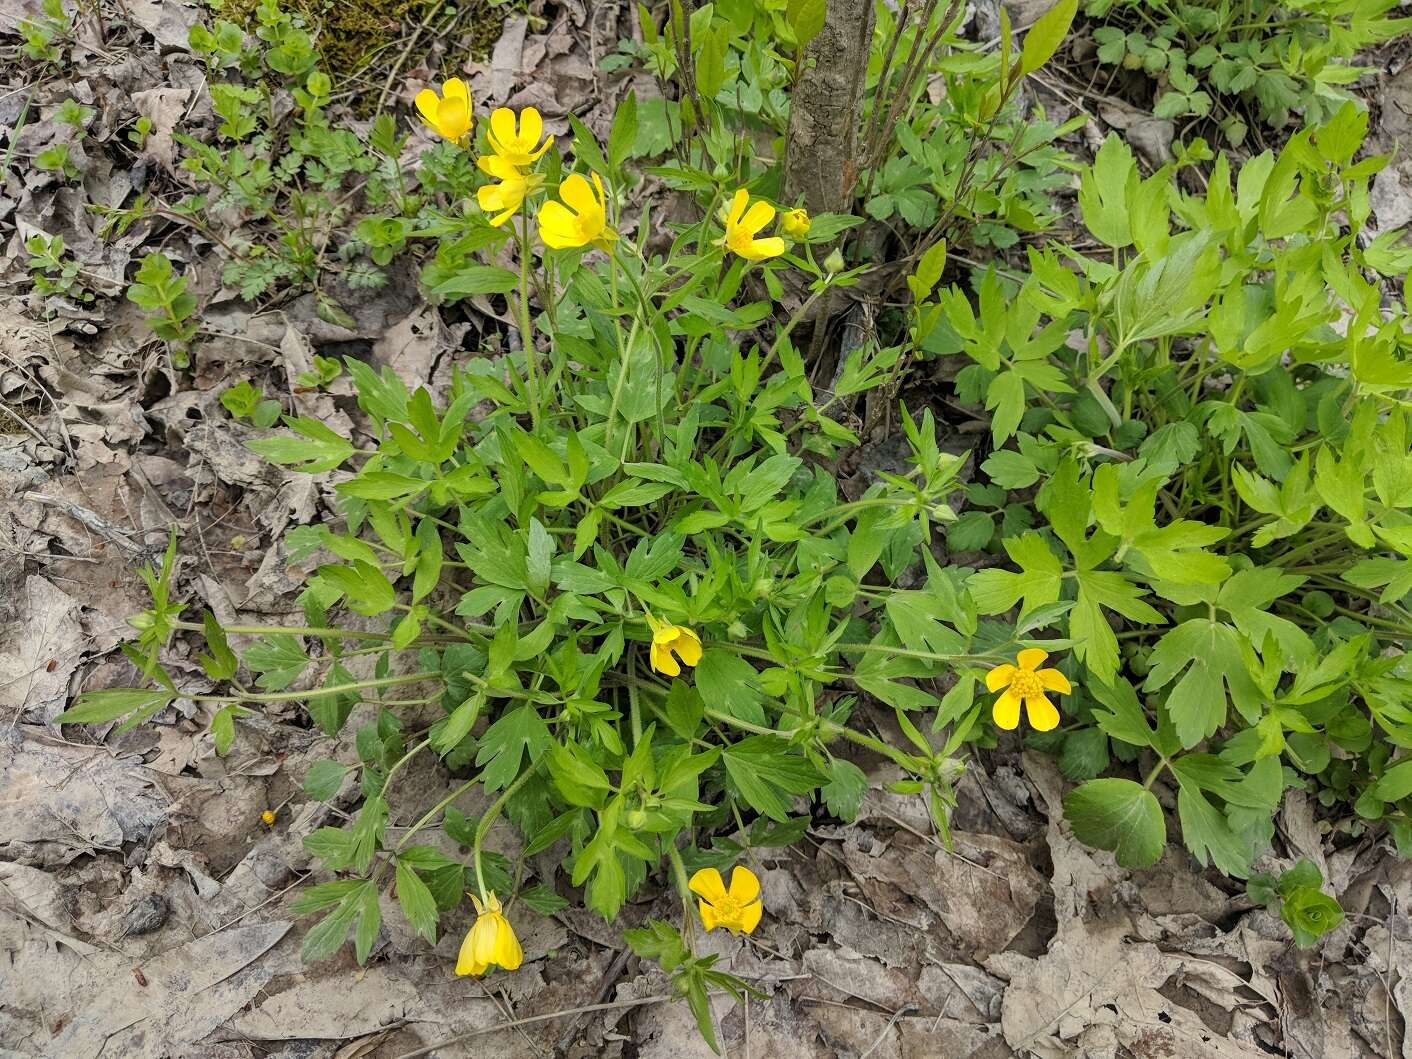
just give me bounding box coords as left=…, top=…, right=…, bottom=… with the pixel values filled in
left=824, top=248, right=845, bottom=274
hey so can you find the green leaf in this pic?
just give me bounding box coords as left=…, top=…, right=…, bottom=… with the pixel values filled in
left=430, top=264, right=520, bottom=298
left=722, top=736, right=821, bottom=822
left=520, top=883, right=570, bottom=914
left=475, top=705, right=552, bottom=791
left=304, top=760, right=350, bottom=800
left=55, top=687, right=175, bottom=725
left=1280, top=886, right=1344, bottom=948
left=821, top=757, right=868, bottom=821
left=608, top=89, right=638, bottom=170
left=1063, top=778, right=1165, bottom=868
left=244, top=634, right=310, bottom=691
left=1373, top=758, right=1412, bottom=802
left=787, top=0, right=826, bottom=46
left=694, top=650, right=767, bottom=727
left=198, top=611, right=238, bottom=681
left=300, top=888, right=362, bottom=963
left=396, top=861, right=439, bottom=943
left=211, top=704, right=238, bottom=756
left=1174, top=776, right=1252, bottom=878
left=248, top=416, right=356, bottom=473
left=1019, top=0, right=1077, bottom=76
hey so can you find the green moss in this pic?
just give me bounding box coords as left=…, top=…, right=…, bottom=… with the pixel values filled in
left=215, top=0, right=509, bottom=110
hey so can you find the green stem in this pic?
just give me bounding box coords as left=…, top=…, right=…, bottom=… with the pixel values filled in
left=189, top=670, right=439, bottom=704
left=665, top=842, right=699, bottom=948
left=473, top=760, right=543, bottom=901
left=516, top=208, right=540, bottom=428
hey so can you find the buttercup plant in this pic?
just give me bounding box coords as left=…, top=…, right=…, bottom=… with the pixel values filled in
left=70, top=66, right=1043, bottom=1050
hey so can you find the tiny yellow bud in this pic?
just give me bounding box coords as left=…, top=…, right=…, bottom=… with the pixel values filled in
left=261, top=810, right=276, bottom=826
left=779, top=207, right=811, bottom=240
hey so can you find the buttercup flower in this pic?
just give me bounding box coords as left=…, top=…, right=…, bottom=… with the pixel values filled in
left=260, top=809, right=276, bottom=826
left=486, top=106, right=553, bottom=167
left=689, top=865, right=763, bottom=934
left=718, top=189, right=786, bottom=261
left=986, top=648, right=1071, bottom=732
left=779, top=207, right=811, bottom=239
left=538, top=173, right=615, bottom=250
left=477, top=154, right=541, bottom=226
left=455, top=891, right=523, bottom=976
left=647, top=615, right=702, bottom=677
left=415, top=78, right=473, bottom=145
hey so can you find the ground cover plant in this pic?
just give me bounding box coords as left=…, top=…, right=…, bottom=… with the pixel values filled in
left=13, top=0, right=1412, bottom=1052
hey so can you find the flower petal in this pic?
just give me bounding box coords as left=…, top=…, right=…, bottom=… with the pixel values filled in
left=738, top=899, right=763, bottom=934
left=688, top=866, right=728, bottom=904
left=992, top=688, right=1022, bottom=730
left=746, top=236, right=785, bottom=260
left=727, top=865, right=761, bottom=905
left=985, top=663, right=1016, bottom=692
left=740, top=199, right=775, bottom=237
left=1025, top=692, right=1060, bottom=732
left=442, top=77, right=469, bottom=103
left=650, top=641, right=681, bottom=677
left=455, top=926, right=487, bottom=975
left=653, top=625, right=680, bottom=645
left=674, top=628, right=702, bottom=667
left=725, top=188, right=749, bottom=229
left=537, top=201, right=581, bottom=248
left=519, top=106, right=543, bottom=148
left=470, top=915, right=499, bottom=966
left=438, top=96, right=470, bottom=140
left=493, top=915, right=523, bottom=970
left=1016, top=647, right=1048, bottom=671
left=489, top=107, right=517, bottom=149
left=559, top=174, right=597, bottom=216
left=415, top=88, right=441, bottom=124
left=698, top=898, right=719, bottom=932
left=1036, top=667, right=1072, bottom=694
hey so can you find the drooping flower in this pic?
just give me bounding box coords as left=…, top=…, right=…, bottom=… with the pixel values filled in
left=718, top=188, right=786, bottom=261
left=986, top=648, right=1072, bottom=732
left=538, top=172, right=615, bottom=250
left=779, top=207, right=811, bottom=240
left=455, top=891, right=523, bottom=976
left=486, top=106, right=554, bottom=167
left=415, top=78, right=473, bottom=145
left=689, top=865, right=763, bottom=934
left=647, top=616, right=702, bottom=677
left=477, top=153, right=541, bottom=226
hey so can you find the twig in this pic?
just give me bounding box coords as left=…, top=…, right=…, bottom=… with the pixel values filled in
left=21, top=492, right=146, bottom=555
left=392, top=992, right=686, bottom=1058
left=376, top=1, right=450, bottom=115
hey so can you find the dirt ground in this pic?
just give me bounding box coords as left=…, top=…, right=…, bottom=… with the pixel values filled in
left=3, top=0, right=1412, bottom=1056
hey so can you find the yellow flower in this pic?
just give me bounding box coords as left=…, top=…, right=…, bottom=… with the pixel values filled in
left=689, top=865, right=763, bottom=934
left=477, top=153, right=541, bottom=226
left=414, top=78, right=473, bottom=145
left=260, top=809, right=276, bottom=826
left=986, top=648, right=1072, bottom=732
left=779, top=207, right=811, bottom=240
left=647, top=616, right=702, bottom=677
left=538, top=172, right=615, bottom=250
left=487, top=106, right=553, bottom=167
left=718, top=188, right=786, bottom=261
left=455, top=891, right=523, bottom=976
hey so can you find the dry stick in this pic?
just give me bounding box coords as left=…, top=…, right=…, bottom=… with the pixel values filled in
left=375, top=1, right=450, bottom=117
left=858, top=0, right=920, bottom=171
left=392, top=993, right=689, bottom=1058
left=552, top=944, right=634, bottom=1056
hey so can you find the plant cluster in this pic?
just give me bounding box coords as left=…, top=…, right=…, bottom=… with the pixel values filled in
left=1084, top=0, right=1412, bottom=144
left=58, top=0, right=1412, bottom=1046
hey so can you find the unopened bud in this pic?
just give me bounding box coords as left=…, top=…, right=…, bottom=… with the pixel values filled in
left=824, top=248, right=845, bottom=274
